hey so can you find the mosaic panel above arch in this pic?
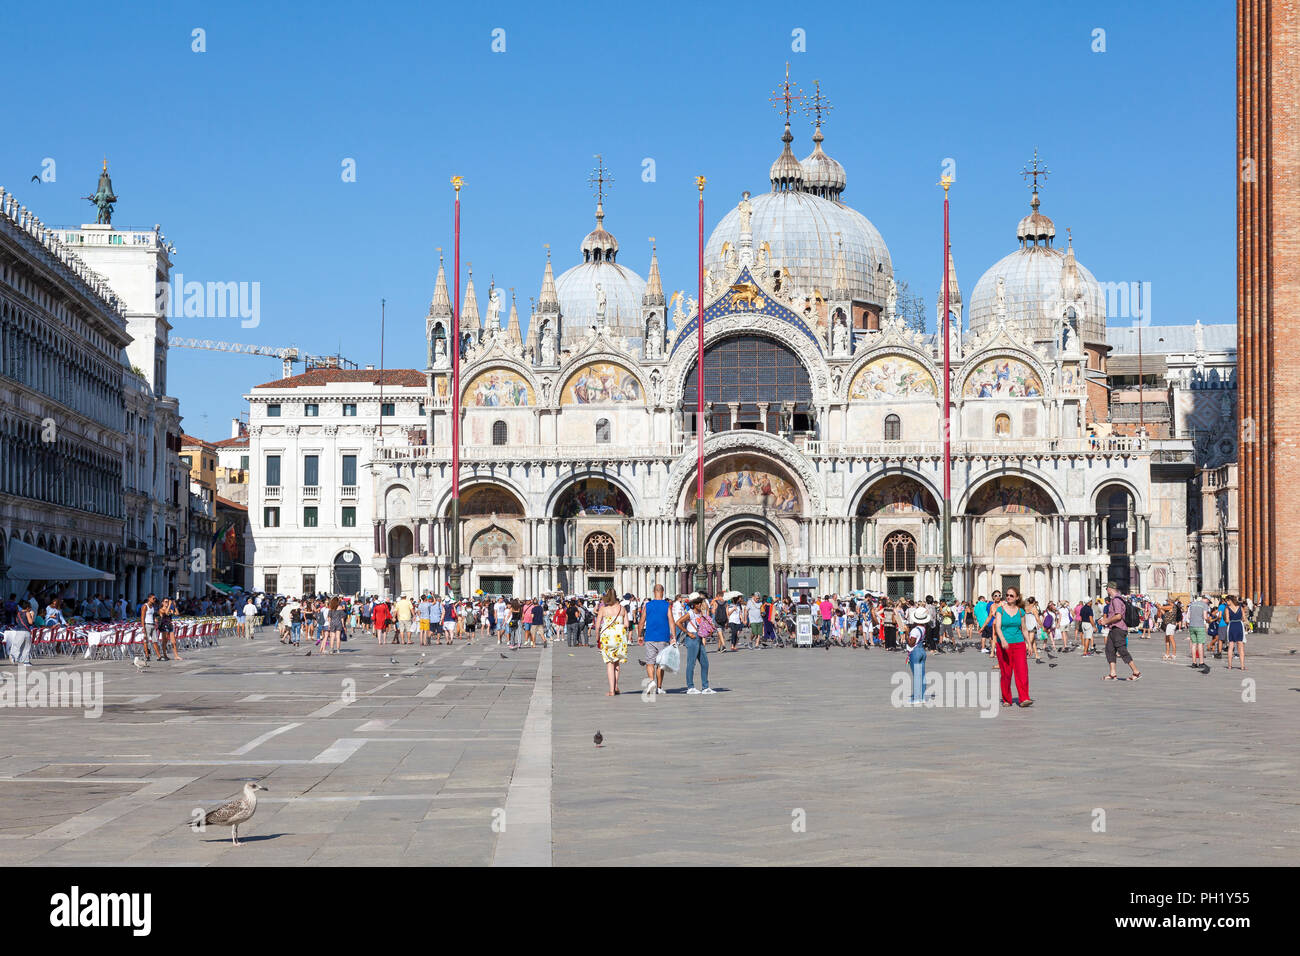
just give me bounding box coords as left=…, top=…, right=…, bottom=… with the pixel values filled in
left=555, top=478, right=633, bottom=517
left=849, top=355, right=936, bottom=401
left=966, top=476, right=1055, bottom=516
left=463, top=367, right=534, bottom=407
left=688, top=454, right=801, bottom=517
left=963, top=358, right=1043, bottom=398
left=560, top=363, right=644, bottom=405
left=856, top=475, right=939, bottom=517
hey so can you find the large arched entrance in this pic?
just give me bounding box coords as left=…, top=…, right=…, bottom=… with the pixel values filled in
left=681, top=334, right=814, bottom=435
left=333, top=549, right=362, bottom=596
left=386, top=526, right=414, bottom=597
left=1096, top=482, right=1137, bottom=593
left=963, top=475, right=1059, bottom=599
left=450, top=483, right=527, bottom=598
left=552, top=476, right=634, bottom=595
left=724, top=528, right=772, bottom=597
left=687, top=452, right=802, bottom=595
left=853, top=474, right=939, bottom=596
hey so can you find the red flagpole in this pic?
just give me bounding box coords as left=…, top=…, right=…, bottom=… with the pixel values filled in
left=695, top=176, right=707, bottom=594
left=940, top=175, right=954, bottom=602
left=449, top=176, right=463, bottom=600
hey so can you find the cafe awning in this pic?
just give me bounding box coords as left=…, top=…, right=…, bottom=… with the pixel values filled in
left=4, top=539, right=114, bottom=582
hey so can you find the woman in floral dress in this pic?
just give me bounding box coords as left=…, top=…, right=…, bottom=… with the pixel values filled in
left=594, top=588, right=629, bottom=696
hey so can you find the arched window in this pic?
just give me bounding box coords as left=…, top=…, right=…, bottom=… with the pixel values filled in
left=884, top=414, right=901, bottom=441
left=584, top=532, right=615, bottom=573
left=595, top=418, right=611, bottom=443
left=491, top=420, right=508, bottom=445
left=883, top=531, right=917, bottom=573
left=994, top=413, right=1012, bottom=437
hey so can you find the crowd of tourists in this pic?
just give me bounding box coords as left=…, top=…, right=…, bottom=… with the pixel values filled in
left=9, top=583, right=1258, bottom=708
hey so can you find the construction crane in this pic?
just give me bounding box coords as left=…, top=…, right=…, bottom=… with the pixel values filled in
left=168, top=338, right=357, bottom=378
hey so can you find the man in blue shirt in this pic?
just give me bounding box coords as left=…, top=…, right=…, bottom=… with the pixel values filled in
left=637, top=584, right=676, bottom=696
left=429, top=595, right=447, bottom=644
left=973, top=594, right=992, bottom=654
left=417, top=594, right=435, bottom=647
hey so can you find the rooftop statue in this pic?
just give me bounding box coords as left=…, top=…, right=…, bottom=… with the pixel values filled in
left=84, top=159, right=117, bottom=225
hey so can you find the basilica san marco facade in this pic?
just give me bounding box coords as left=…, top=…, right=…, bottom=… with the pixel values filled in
left=366, top=112, right=1194, bottom=605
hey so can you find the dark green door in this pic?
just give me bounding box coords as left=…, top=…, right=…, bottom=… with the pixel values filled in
left=480, top=575, right=513, bottom=597
left=730, top=557, right=769, bottom=597
left=887, top=576, right=913, bottom=601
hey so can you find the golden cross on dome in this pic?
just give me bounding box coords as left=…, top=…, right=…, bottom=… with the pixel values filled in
left=769, top=62, right=804, bottom=122
left=588, top=154, right=614, bottom=206
left=804, top=79, right=832, bottom=127
left=1021, top=148, right=1050, bottom=191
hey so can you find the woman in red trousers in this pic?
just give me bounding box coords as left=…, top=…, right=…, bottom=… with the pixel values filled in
left=992, top=587, right=1033, bottom=707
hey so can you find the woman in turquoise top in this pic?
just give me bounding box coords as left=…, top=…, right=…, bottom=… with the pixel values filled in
left=992, top=588, right=1033, bottom=707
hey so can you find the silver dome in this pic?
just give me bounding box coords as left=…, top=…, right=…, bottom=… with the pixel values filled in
left=555, top=261, right=646, bottom=350
left=706, top=190, right=892, bottom=306
left=968, top=246, right=1106, bottom=344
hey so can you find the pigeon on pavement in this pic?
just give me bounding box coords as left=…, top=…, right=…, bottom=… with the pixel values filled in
left=593, top=730, right=603, bottom=747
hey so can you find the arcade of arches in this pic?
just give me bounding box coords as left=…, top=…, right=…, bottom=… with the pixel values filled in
left=370, top=470, right=1146, bottom=601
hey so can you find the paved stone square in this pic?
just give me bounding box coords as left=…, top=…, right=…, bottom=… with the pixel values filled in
left=0, top=626, right=1296, bottom=865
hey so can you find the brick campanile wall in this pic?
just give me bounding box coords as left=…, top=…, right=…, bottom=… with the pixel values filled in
left=1240, top=0, right=1300, bottom=607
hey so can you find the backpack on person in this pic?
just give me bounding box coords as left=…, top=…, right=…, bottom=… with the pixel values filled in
left=1123, top=599, right=1142, bottom=629
left=291, top=607, right=302, bottom=624
left=695, top=612, right=716, bottom=639
left=713, top=601, right=728, bottom=627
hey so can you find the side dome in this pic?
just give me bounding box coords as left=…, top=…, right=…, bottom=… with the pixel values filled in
left=968, top=190, right=1105, bottom=344
left=555, top=262, right=646, bottom=348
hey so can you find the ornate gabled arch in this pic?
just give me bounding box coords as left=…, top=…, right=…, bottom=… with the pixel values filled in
left=661, top=430, right=823, bottom=519
left=662, top=315, right=830, bottom=410
left=551, top=352, right=646, bottom=408
left=842, top=346, right=941, bottom=403
left=957, top=469, right=1064, bottom=516
left=460, top=360, right=539, bottom=408
left=958, top=347, right=1052, bottom=400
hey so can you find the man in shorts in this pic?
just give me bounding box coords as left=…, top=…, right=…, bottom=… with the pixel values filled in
left=1186, top=594, right=1209, bottom=667
left=1079, top=598, right=1095, bottom=655
left=638, top=584, right=675, bottom=696
left=394, top=594, right=415, bottom=645
left=429, top=594, right=447, bottom=644
left=1099, top=581, right=1141, bottom=681
left=746, top=593, right=764, bottom=649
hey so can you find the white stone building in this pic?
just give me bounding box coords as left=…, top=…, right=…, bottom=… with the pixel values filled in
left=244, top=369, right=426, bottom=597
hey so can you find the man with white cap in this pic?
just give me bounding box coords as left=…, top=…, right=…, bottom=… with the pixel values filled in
left=905, top=604, right=930, bottom=706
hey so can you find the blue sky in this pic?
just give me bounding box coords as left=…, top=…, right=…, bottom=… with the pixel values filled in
left=3, top=0, right=1233, bottom=436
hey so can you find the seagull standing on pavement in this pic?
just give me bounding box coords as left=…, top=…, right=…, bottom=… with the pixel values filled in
left=132, top=656, right=149, bottom=672
left=198, top=782, right=267, bottom=846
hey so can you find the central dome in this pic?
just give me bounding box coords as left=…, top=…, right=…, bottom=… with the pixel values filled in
left=706, top=191, right=892, bottom=306
left=706, top=117, right=891, bottom=306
